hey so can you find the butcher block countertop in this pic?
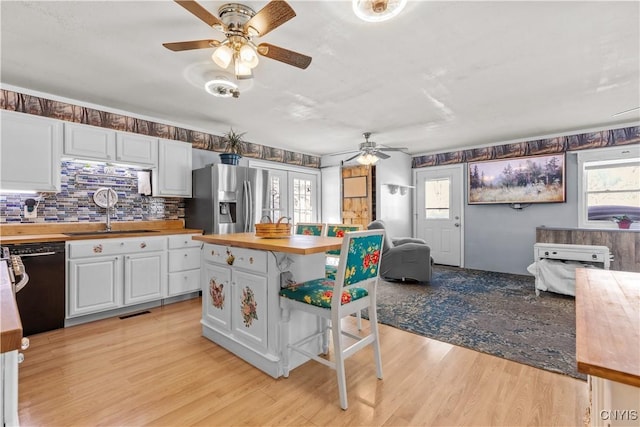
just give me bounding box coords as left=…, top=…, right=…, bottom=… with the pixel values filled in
left=1, top=260, right=22, bottom=353
left=576, top=268, right=640, bottom=387
left=0, top=220, right=202, bottom=244
left=193, top=232, right=342, bottom=255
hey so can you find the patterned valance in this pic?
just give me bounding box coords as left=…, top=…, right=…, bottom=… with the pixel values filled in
left=0, top=89, right=321, bottom=168
left=412, top=125, right=640, bottom=168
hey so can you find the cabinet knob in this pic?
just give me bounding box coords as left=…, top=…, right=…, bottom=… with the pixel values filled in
left=21, top=337, right=30, bottom=350
left=184, top=253, right=188, bottom=257
left=18, top=353, right=25, bottom=364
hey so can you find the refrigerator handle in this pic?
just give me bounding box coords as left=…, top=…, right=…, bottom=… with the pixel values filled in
left=247, top=180, right=254, bottom=232
left=242, top=181, right=249, bottom=232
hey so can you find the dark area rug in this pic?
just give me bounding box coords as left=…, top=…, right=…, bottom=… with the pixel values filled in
left=365, top=265, right=585, bottom=380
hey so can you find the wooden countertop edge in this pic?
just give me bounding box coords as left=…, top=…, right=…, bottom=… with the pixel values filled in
left=0, top=229, right=203, bottom=244
left=575, top=268, right=640, bottom=387
left=193, top=234, right=342, bottom=255
left=1, top=260, right=22, bottom=353
left=577, top=361, right=640, bottom=388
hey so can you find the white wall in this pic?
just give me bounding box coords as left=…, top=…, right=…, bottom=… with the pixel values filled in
left=320, top=152, right=413, bottom=238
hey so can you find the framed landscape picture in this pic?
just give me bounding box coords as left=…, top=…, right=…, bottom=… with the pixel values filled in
left=468, top=153, right=566, bottom=204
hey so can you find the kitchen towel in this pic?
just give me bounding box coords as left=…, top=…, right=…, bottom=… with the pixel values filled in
left=137, top=170, right=152, bottom=195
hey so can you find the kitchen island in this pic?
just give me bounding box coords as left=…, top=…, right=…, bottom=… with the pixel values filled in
left=192, top=233, right=342, bottom=378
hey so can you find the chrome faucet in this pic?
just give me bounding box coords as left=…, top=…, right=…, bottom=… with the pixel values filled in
left=106, top=189, right=112, bottom=232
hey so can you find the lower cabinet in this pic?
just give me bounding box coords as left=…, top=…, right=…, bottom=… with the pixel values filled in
left=68, top=255, right=122, bottom=317
left=123, top=251, right=166, bottom=305
left=202, top=244, right=269, bottom=354
left=67, top=236, right=167, bottom=318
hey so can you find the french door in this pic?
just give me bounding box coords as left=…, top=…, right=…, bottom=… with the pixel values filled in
left=415, top=164, right=464, bottom=267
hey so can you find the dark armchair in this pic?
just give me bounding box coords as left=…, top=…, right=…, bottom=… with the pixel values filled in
left=367, top=220, right=433, bottom=282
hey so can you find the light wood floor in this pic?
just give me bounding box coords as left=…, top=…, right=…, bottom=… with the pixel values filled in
left=18, top=297, right=588, bottom=426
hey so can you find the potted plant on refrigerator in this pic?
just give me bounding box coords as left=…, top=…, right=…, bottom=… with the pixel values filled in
left=220, top=128, right=246, bottom=166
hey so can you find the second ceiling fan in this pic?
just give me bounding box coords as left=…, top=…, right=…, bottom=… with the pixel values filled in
left=163, top=0, right=312, bottom=79
left=335, top=132, right=408, bottom=165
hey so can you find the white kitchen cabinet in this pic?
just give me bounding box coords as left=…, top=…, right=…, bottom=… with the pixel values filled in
left=67, top=236, right=166, bottom=318
left=64, top=122, right=116, bottom=161
left=0, top=110, right=63, bottom=192
left=154, top=139, right=192, bottom=197
left=116, top=132, right=158, bottom=166
left=124, top=251, right=166, bottom=305
left=201, top=244, right=269, bottom=353
left=167, top=234, right=201, bottom=296
left=68, top=254, right=122, bottom=317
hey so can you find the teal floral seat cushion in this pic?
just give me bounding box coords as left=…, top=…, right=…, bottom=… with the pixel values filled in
left=326, top=225, right=361, bottom=256
left=279, top=278, right=368, bottom=308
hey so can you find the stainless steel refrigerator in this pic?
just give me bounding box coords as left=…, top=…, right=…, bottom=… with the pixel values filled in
left=186, top=164, right=271, bottom=234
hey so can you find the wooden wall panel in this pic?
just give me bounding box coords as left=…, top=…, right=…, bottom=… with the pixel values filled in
left=536, top=227, right=640, bottom=272
left=341, top=166, right=374, bottom=228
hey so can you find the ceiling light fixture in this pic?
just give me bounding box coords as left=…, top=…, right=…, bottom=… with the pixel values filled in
left=356, top=153, right=380, bottom=165
left=204, top=78, right=240, bottom=98
left=352, top=0, right=408, bottom=22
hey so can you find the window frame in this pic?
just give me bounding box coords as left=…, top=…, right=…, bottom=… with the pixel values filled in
left=577, top=145, right=640, bottom=229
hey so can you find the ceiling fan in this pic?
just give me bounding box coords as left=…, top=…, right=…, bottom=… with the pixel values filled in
left=333, top=132, right=408, bottom=165
left=163, top=1, right=312, bottom=80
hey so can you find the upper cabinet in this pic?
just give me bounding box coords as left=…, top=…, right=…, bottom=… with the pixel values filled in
left=1, top=110, right=63, bottom=192
left=116, top=132, right=158, bottom=167
left=154, top=139, right=192, bottom=198
left=64, top=123, right=158, bottom=167
left=64, top=122, right=116, bottom=161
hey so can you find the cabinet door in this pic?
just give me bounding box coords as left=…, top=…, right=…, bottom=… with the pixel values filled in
left=154, top=139, right=192, bottom=197
left=202, top=262, right=232, bottom=332
left=123, top=251, right=166, bottom=305
left=232, top=271, right=268, bottom=352
left=63, top=122, right=116, bottom=161
left=168, top=269, right=200, bottom=296
left=68, top=256, right=122, bottom=317
left=116, top=132, right=158, bottom=166
left=0, top=110, right=62, bottom=192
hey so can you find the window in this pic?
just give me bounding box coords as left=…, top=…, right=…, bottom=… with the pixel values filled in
left=424, top=178, right=450, bottom=219
left=578, top=146, right=640, bottom=229
left=292, top=177, right=313, bottom=224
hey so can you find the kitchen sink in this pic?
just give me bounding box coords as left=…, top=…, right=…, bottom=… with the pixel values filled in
left=63, top=230, right=160, bottom=236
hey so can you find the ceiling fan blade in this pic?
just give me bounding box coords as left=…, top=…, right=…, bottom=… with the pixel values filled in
left=378, top=147, right=408, bottom=152
left=244, top=1, right=296, bottom=37
left=162, top=39, right=221, bottom=51
left=374, top=151, right=391, bottom=159
left=345, top=153, right=361, bottom=162
left=329, top=150, right=358, bottom=156
left=175, top=0, right=224, bottom=30
left=257, top=43, right=312, bottom=69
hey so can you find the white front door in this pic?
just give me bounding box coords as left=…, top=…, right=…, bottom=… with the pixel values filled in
left=415, top=164, right=464, bottom=266
left=288, top=172, right=319, bottom=224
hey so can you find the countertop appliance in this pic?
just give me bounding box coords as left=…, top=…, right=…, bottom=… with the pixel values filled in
left=186, top=164, right=271, bottom=234
left=3, top=242, right=66, bottom=335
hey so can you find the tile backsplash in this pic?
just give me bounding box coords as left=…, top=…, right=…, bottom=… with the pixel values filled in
left=0, top=161, right=184, bottom=223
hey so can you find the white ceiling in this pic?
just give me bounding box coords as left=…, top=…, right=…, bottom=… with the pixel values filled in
left=1, top=1, right=639, bottom=158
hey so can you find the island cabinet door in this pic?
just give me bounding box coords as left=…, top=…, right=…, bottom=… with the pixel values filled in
left=232, top=271, right=268, bottom=352
left=202, top=262, right=232, bottom=332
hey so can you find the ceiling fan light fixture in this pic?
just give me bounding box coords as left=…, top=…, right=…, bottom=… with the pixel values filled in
left=352, top=0, right=407, bottom=22
left=212, top=44, right=233, bottom=69
left=234, top=56, right=253, bottom=79
left=357, top=153, right=380, bottom=165
left=239, top=43, right=259, bottom=68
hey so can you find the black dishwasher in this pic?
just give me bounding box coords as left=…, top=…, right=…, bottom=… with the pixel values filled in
left=5, top=242, right=66, bottom=335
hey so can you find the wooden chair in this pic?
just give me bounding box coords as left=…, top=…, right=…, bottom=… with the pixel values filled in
left=294, top=222, right=326, bottom=236
left=279, top=229, right=385, bottom=410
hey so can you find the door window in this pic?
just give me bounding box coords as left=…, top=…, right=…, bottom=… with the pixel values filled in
left=424, top=178, right=450, bottom=219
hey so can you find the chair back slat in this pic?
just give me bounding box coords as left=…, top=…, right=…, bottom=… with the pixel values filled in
left=295, top=223, right=325, bottom=236
left=333, top=230, right=384, bottom=287
left=325, top=224, right=363, bottom=256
